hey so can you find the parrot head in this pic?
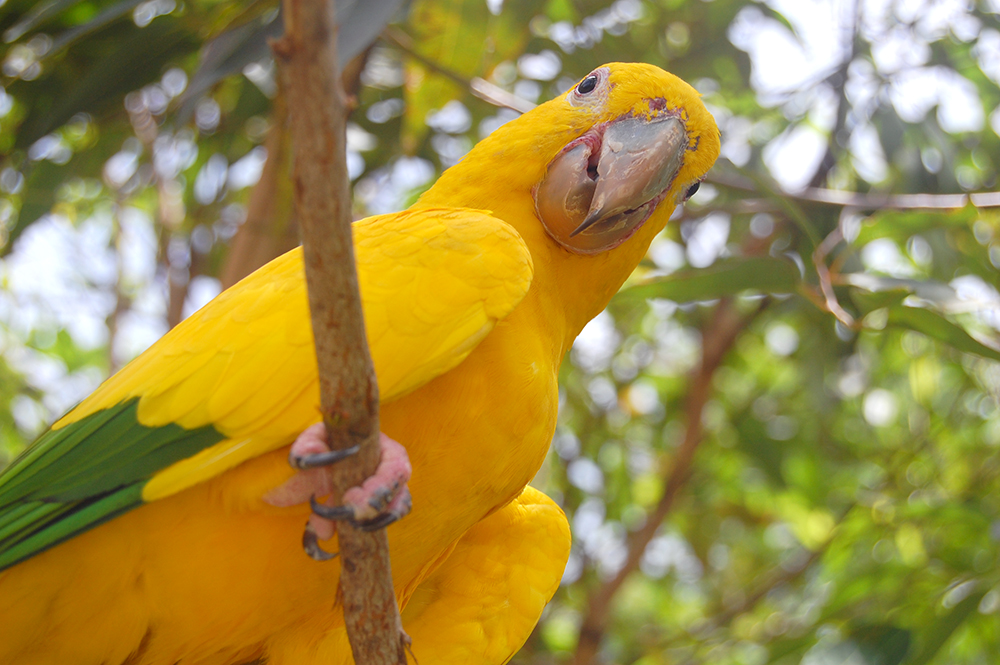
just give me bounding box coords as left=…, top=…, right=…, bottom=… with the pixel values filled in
left=531, top=64, right=718, bottom=255
left=418, top=62, right=720, bottom=335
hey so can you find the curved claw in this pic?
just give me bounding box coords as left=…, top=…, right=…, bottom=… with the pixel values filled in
left=356, top=514, right=400, bottom=531
left=356, top=488, right=413, bottom=531
left=290, top=444, right=360, bottom=470
left=302, top=522, right=338, bottom=561
left=309, top=495, right=354, bottom=521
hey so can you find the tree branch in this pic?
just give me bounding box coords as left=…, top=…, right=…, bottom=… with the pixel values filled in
left=272, top=1, right=407, bottom=663
left=710, top=171, right=1000, bottom=211
left=381, top=26, right=536, bottom=114
left=812, top=223, right=856, bottom=329
left=572, top=300, right=763, bottom=665
left=806, top=0, right=861, bottom=189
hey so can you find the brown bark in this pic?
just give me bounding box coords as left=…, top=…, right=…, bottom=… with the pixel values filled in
left=572, top=301, right=762, bottom=665
left=272, top=1, right=407, bottom=664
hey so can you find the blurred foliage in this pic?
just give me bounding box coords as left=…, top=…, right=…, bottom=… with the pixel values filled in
left=3, top=0, right=1000, bottom=664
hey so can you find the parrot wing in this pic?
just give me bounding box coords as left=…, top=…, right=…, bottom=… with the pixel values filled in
left=401, top=486, right=571, bottom=665
left=0, top=207, right=533, bottom=571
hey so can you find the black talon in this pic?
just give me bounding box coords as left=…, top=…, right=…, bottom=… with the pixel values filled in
left=357, top=492, right=413, bottom=532
left=302, top=523, right=338, bottom=561
left=309, top=495, right=355, bottom=521
left=356, top=511, right=403, bottom=531
left=289, top=444, right=361, bottom=470
left=368, top=487, right=393, bottom=512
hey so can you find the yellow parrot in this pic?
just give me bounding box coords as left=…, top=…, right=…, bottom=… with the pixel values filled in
left=0, top=62, right=718, bottom=664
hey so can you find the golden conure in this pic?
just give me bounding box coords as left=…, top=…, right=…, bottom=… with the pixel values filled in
left=0, top=62, right=719, bottom=665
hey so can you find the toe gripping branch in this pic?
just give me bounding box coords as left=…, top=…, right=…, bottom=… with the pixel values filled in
left=290, top=445, right=360, bottom=470
left=293, top=432, right=414, bottom=561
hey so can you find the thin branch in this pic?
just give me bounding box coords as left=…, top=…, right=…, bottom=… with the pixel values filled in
left=572, top=300, right=764, bottom=665
left=710, top=171, right=1000, bottom=211
left=272, top=1, right=407, bottom=664
left=381, top=26, right=537, bottom=114
left=381, top=33, right=998, bottom=214
left=708, top=548, right=824, bottom=635
left=812, top=223, right=856, bottom=329
left=807, top=0, right=861, bottom=189
left=673, top=505, right=856, bottom=665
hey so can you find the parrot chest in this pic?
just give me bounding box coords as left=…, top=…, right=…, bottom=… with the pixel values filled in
left=378, top=313, right=560, bottom=574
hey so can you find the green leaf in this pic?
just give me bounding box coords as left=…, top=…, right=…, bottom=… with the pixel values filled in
left=175, top=13, right=285, bottom=124
left=757, top=5, right=801, bottom=45
left=6, top=159, right=64, bottom=252
left=885, top=306, right=1000, bottom=362
left=849, top=287, right=909, bottom=315
left=15, top=20, right=199, bottom=149
left=849, top=623, right=911, bottom=665
left=177, top=0, right=403, bottom=123
left=854, top=207, right=979, bottom=245
left=47, top=0, right=147, bottom=55
left=906, top=589, right=987, bottom=665
left=3, top=0, right=86, bottom=43
left=617, top=256, right=801, bottom=305
left=843, top=274, right=959, bottom=307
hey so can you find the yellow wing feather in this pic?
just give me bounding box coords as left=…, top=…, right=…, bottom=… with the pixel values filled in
left=400, top=486, right=571, bottom=665
left=51, top=207, right=532, bottom=502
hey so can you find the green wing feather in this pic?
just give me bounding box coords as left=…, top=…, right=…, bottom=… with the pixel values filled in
left=0, top=400, right=224, bottom=571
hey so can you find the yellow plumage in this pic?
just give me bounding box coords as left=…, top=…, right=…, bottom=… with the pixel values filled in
left=0, top=63, right=719, bottom=664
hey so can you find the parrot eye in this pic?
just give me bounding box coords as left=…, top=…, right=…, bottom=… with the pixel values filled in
left=567, top=66, right=609, bottom=108
left=683, top=182, right=700, bottom=201
left=577, top=75, right=598, bottom=95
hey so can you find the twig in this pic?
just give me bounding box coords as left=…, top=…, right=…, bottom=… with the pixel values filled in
left=381, top=26, right=536, bottom=114
left=669, top=547, right=827, bottom=665
left=709, top=171, right=1000, bottom=212
left=812, top=225, right=856, bottom=329
left=572, top=300, right=763, bottom=665
left=807, top=0, right=861, bottom=189
left=272, top=1, right=407, bottom=664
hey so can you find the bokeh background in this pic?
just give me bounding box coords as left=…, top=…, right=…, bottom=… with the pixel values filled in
left=2, top=0, right=1000, bottom=663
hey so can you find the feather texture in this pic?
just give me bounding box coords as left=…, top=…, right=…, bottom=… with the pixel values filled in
left=0, top=63, right=719, bottom=665
left=0, top=207, right=532, bottom=568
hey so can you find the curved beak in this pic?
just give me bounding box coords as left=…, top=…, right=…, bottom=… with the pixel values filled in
left=572, top=117, right=686, bottom=236
left=535, top=115, right=688, bottom=254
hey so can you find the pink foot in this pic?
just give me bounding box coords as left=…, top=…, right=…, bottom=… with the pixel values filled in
left=264, top=424, right=412, bottom=559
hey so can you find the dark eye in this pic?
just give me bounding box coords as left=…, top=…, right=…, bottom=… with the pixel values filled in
left=684, top=182, right=700, bottom=201
left=577, top=74, right=598, bottom=95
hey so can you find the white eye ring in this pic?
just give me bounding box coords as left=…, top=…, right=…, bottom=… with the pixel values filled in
left=568, top=67, right=610, bottom=108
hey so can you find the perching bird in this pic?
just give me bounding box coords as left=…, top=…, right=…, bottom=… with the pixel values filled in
left=0, top=62, right=719, bottom=664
